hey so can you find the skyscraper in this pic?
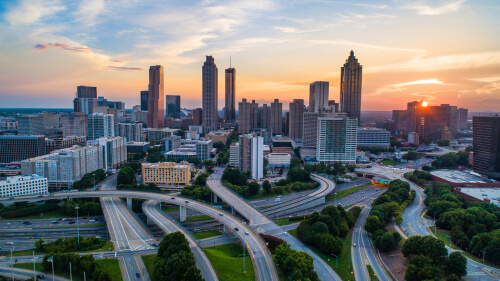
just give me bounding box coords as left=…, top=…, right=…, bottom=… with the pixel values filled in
left=457, top=108, right=468, bottom=129
left=309, top=81, right=329, bottom=112
left=166, top=95, right=181, bottom=119
left=340, top=50, right=362, bottom=124
left=270, top=99, right=283, bottom=135
left=61, top=112, right=87, bottom=137
left=202, top=56, right=218, bottom=133
left=392, top=110, right=407, bottom=133
left=225, top=67, right=236, bottom=122
left=87, top=113, right=115, bottom=140
left=316, top=113, right=357, bottom=164
left=140, top=91, right=148, bottom=111
left=239, top=134, right=264, bottom=180
left=261, top=104, right=270, bottom=129
left=17, top=115, right=44, bottom=135
left=406, top=102, right=458, bottom=140
left=193, top=108, right=203, bottom=126
left=147, top=65, right=165, bottom=128
left=303, top=111, right=319, bottom=149
left=289, top=99, right=305, bottom=141
left=251, top=100, right=259, bottom=130
left=238, top=99, right=252, bottom=134
left=77, top=86, right=97, bottom=98
left=473, top=116, right=500, bottom=177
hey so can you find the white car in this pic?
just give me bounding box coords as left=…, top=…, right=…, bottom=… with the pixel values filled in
left=353, top=243, right=357, bottom=247
left=90, top=219, right=96, bottom=222
left=282, top=232, right=288, bottom=236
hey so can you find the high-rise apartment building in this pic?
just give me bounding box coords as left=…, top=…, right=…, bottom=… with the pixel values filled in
left=140, top=91, right=149, bottom=111
left=45, top=136, right=87, bottom=154
left=473, top=116, right=500, bottom=177
left=406, top=102, right=458, bottom=140
left=0, top=136, right=46, bottom=164
left=229, top=142, right=240, bottom=167
left=17, top=114, right=44, bottom=135
left=309, top=81, right=329, bottom=112
left=73, top=98, right=97, bottom=114
left=202, top=56, right=218, bottom=133
left=340, top=50, right=362, bottom=124
left=238, top=99, right=252, bottom=134
left=117, top=121, right=143, bottom=142
left=87, top=137, right=127, bottom=170
left=239, top=134, right=264, bottom=180
left=270, top=99, right=282, bottom=135
left=303, top=111, right=320, bottom=149
left=225, top=67, right=236, bottom=121
left=289, top=99, right=306, bottom=141
left=357, top=128, right=390, bottom=148
left=87, top=113, right=115, bottom=140
left=77, top=86, right=97, bottom=98
left=457, top=108, right=468, bottom=130
left=147, top=65, right=165, bottom=128
left=392, top=110, right=407, bottom=133
left=166, top=95, right=181, bottom=119
left=261, top=104, right=270, bottom=129
left=193, top=108, right=203, bottom=126
left=316, top=113, right=357, bottom=164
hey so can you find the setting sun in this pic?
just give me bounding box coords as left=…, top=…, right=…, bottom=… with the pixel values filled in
left=422, top=101, right=428, bottom=107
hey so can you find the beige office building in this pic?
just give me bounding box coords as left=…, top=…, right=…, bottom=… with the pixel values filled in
left=141, top=162, right=191, bottom=187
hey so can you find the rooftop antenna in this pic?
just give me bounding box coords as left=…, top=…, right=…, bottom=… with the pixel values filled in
left=230, top=56, right=232, bottom=68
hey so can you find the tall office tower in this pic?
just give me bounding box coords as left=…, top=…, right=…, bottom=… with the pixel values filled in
left=202, top=56, right=218, bottom=133
left=289, top=99, right=306, bottom=141
left=261, top=104, right=270, bottom=129
left=117, top=122, right=143, bottom=142
left=251, top=100, right=259, bottom=129
left=457, top=108, right=468, bottom=129
left=77, top=86, right=97, bottom=98
left=270, top=99, right=283, bottom=135
left=328, top=100, right=340, bottom=113
left=316, top=113, right=357, bottom=164
left=284, top=112, right=290, bottom=136
left=303, top=111, right=319, bottom=149
left=225, top=67, right=236, bottom=121
left=473, top=116, right=500, bottom=177
left=0, top=136, right=46, bottom=164
left=87, top=113, right=115, bottom=140
left=405, top=101, right=421, bottom=134
left=166, top=95, right=181, bottom=119
left=238, top=98, right=252, bottom=134
left=239, top=134, right=264, bottom=180
left=140, top=91, right=149, bottom=111
left=193, top=108, right=203, bottom=126
left=61, top=112, right=88, bottom=137
left=147, top=65, right=165, bottom=128
left=309, top=81, right=329, bottom=112
left=392, top=110, right=407, bottom=133
left=73, top=98, right=97, bottom=114
left=17, top=115, right=44, bottom=135
left=340, top=50, right=362, bottom=124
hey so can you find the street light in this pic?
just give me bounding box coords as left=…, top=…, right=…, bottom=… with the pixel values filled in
left=334, top=192, right=338, bottom=205
left=48, top=256, right=54, bottom=281
left=10, top=246, right=16, bottom=281
left=331, top=253, right=338, bottom=268
left=75, top=206, right=80, bottom=247
left=93, top=173, right=96, bottom=190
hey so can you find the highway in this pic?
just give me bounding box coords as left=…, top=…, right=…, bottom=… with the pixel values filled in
left=207, top=169, right=340, bottom=281
left=359, top=164, right=500, bottom=281
left=1, top=190, right=279, bottom=281
left=142, top=200, right=218, bottom=281
left=0, top=266, right=67, bottom=281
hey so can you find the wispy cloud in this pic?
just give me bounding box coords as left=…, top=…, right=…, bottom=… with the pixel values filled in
left=73, top=0, right=105, bottom=25
left=373, top=79, right=452, bottom=96
left=274, top=26, right=320, bottom=34
left=32, top=42, right=101, bottom=53
left=469, top=77, right=500, bottom=83
left=403, top=0, right=466, bottom=15
left=309, top=39, right=425, bottom=53
left=305, top=0, right=387, bottom=9
left=5, top=0, right=66, bottom=25
left=108, top=66, right=145, bottom=72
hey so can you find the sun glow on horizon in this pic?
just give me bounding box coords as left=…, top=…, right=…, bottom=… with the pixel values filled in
left=422, top=101, right=428, bottom=107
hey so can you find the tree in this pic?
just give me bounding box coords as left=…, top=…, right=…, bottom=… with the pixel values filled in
left=222, top=168, right=248, bottom=186
left=311, top=222, right=329, bottom=234
left=401, top=236, right=448, bottom=265
left=364, top=215, right=383, bottom=234
left=374, top=230, right=401, bottom=252
left=262, top=180, right=272, bottom=194
left=213, top=141, right=224, bottom=150
left=315, top=233, right=343, bottom=255
left=404, top=255, right=441, bottom=281
left=437, top=139, right=450, bottom=146
left=204, top=160, right=215, bottom=173
left=248, top=182, right=261, bottom=196
left=444, top=252, right=467, bottom=277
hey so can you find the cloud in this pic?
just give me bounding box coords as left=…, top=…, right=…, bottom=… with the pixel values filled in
left=373, top=79, right=452, bottom=96
left=110, top=58, right=126, bottom=63
left=309, top=39, right=425, bottom=53
left=305, top=0, right=387, bottom=9
left=469, top=77, right=500, bottom=83
left=32, top=42, right=100, bottom=53
left=73, top=0, right=105, bottom=26
left=366, top=52, right=500, bottom=73
left=403, top=0, right=466, bottom=15
left=274, top=26, right=320, bottom=34
left=5, top=0, right=66, bottom=25
left=108, top=66, right=145, bottom=72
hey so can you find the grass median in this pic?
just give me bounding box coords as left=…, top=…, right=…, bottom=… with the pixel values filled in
left=177, top=215, right=212, bottom=223
left=203, top=243, right=255, bottom=281
left=326, top=183, right=371, bottom=202
left=141, top=254, right=156, bottom=278
left=193, top=230, right=222, bottom=239
left=12, top=241, right=114, bottom=256
left=367, top=264, right=380, bottom=281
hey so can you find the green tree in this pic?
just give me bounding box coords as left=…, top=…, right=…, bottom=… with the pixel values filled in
left=404, top=255, right=441, bottom=281
left=311, top=222, right=329, bottom=234
left=262, top=180, right=272, bottom=194
left=315, top=233, right=343, bottom=255
left=248, top=181, right=261, bottom=196
left=364, top=215, right=383, bottom=234
left=444, top=252, right=467, bottom=277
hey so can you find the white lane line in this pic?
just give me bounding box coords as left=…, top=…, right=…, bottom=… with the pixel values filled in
left=112, top=199, right=153, bottom=249
left=102, top=197, right=126, bottom=251
left=110, top=198, right=133, bottom=250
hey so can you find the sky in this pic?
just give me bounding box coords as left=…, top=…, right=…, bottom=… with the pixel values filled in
left=0, top=0, right=499, bottom=111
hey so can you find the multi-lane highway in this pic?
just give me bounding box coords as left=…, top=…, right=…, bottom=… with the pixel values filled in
left=1, top=190, right=279, bottom=281
left=207, top=169, right=340, bottom=281
left=142, top=200, right=218, bottom=281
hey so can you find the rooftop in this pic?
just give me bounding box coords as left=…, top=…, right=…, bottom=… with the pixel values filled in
left=142, top=162, right=189, bottom=168
left=460, top=188, right=500, bottom=207
left=1, top=174, right=46, bottom=183
left=431, top=170, right=488, bottom=184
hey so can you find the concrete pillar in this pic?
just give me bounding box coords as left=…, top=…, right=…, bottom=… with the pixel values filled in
left=213, top=193, right=218, bottom=203
left=127, top=198, right=132, bottom=209
left=180, top=206, right=187, bottom=222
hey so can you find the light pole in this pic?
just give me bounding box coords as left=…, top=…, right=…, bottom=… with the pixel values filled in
left=434, top=211, right=436, bottom=235
left=33, top=250, right=36, bottom=281
left=10, top=246, right=16, bottom=281
left=483, top=250, right=486, bottom=263
left=75, top=206, right=80, bottom=247
left=70, top=261, right=72, bottom=281
left=335, top=192, right=338, bottom=205
left=93, top=173, right=96, bottom=190
left=48, top=256, right=54, bottom=281
left=331, top=253, right=338, bottom=268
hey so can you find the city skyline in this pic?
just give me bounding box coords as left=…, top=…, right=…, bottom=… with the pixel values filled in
left=0, top=0, right=500, bottom=111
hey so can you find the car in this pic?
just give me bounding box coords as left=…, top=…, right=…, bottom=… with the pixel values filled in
left=23, top=221, right=31, bottom=225
left=136, top=272, right=141, bottom=278
left=218, top=213, right=223, bottom=216
left=62, top=218, right=67, bottom=221
left=282, top=232, right=288, bottom=236
left=90, top=219, right=96, bottom=222
left=242, top=222, right=246, bottom=225
left=152, top=243, right=158, bottom=247
left=95, top=236, right=101, bottom=239
left=37, top=275, right=45, bottom=279
left=353, top=243, right=357, bottom=247
left=275, top=198, right=281, bottom=202
left=245, top=232, right=249, bottom=235
left=185, top=201, right=189, bottom=204
left=234, top=227, right=239, bottom=231
left=37, top=195, right=44, bottom=198
left=171, top=197, right=175, bottom=200
left=68, top=221, right=76, bottom=224
left=57, top=218, right=63, bottom=221
left=6, top=242, right=14, bottom=245
left=50, top=220, right=57, bottom=223
left=93, top=218, right=99, bottom=221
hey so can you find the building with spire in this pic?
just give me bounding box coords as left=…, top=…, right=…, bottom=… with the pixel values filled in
left=225, top=61, right=236, bottom=122
left=340, top=50, right=362, bottom=124
left=202, top=56, right=218, bottom=133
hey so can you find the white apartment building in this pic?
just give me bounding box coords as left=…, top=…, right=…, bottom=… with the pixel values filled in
left=87, top=137, right=127, bottom=170
left=0, top=174, right=48, bottom=197
left=316, top=115, right=357, bottom=164
left=357, top=127, right=390, bottom=148
left=239, top=134, right=264, bottom=180
left=229, top=142, right=240, bottom=167
left=88, top=113, right=115, bottom=140
left=21, top=145, right=104, bottom=188
left=117, top=122, right=143, bottom=142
